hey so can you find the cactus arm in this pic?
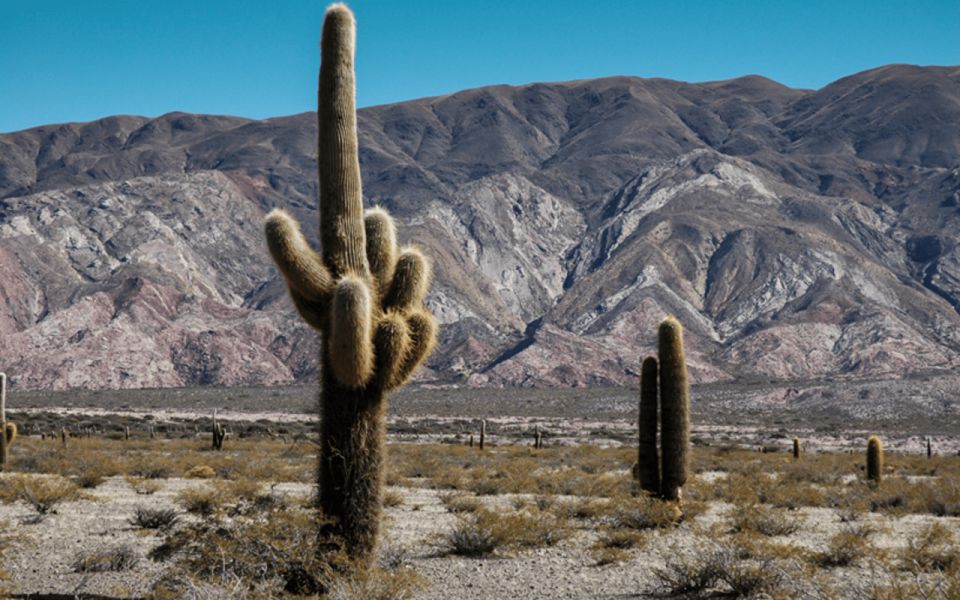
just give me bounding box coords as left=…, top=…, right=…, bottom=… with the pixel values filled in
left=382, top=248, right=431, bottom=311
left=372, top=312, right=411, bottom=390
left=364, top=208, right=398, bottom=297
left=318, top=5, right=368, bottom=280
left=264, top=209, right=334, bottom=306
left=389, top=309, right=437, bottom=390
left=328, top=276, right=375, bottom=387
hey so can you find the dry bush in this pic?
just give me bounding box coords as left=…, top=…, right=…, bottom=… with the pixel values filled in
left=175, top=486, right=224, bottom=517
left=327, top=566, right=427, bottom=600
left=185, top=465, right=217, bottom=479
left=555, top=497, right=610, bottom=521
left=727, top=504, right=801, bottom=537
left=813, top=530, right=872, bottom=568
left=72, top=544, right=139, bottom=572
left=0, top=475, right=85, bottom=517
left=652, top=540, right=783, bottom=598
left=125, top=476, right=162, bottom=495
left=382, top=490, right=404, bottom=508
left=606, top=496, right=681, bottom=531
left=130, top=506, right=179, bottom=531
left=435, top=508, right=571, bottom=557
left=903, top=522, right=959, bottom=572
left=589, top=529, right=647, bottom=565
left=214, top=478, right=264, bottom=503
left=438, top=492, right=482, bottom=514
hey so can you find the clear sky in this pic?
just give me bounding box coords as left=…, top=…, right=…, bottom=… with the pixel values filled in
left=2, top=0, right=959, bottom=133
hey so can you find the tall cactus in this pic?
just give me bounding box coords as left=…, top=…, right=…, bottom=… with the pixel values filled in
left=263, top=4, right=436, bottom=562
left=637, top=356, right=660, bottom=495
left=793, top=437, right=801, bottom=460
left=0, top=373, right=9, bottom=471
left=867, top=435, right=883, bottom=484
left=658, top=317, right=689, bottom=502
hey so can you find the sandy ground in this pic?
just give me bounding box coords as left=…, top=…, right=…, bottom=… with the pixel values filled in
left=2, top=472, right=958, bottom=599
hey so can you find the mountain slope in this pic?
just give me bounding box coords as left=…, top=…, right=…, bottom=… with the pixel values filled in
left=1, top=65, right=959, bottom=389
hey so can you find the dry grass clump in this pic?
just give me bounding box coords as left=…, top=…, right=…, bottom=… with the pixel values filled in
left=125, top=476, right=162, bottom=495
left=812, top=530, right=872, bottom=568
left=651, top=539, right=783, bottom=598
left=727, top=504, right=801, bottom=537
left=185, top=465, right=217, bottom=479
left=438, top=492, right=482, bottom=514
left=903, top=523, right=960, bottom=572
left=72, top=544, right=139, bottom=572
left=130, top=506, right=179, bottom=531
left=435, top=508, right=571, bottom=557
left=382, top=490, right=404, bottom=508
left=606, top=496, right=681, bottom=531
left=175, top=486, right=224, bottom=517
left=589, top=529, right=648, bottom=565
left=0, top=474, right=86, bottom=518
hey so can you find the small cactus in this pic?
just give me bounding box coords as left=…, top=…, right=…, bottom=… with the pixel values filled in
left=867, top=435, right=883, bottom=484
left=61, top=427, right=69, bottom=448
left=479, top=419, right=486, bottom=450
left=0, top=373, right=9, bottom=471
left=211, top=410, right=225, bottom=451
left=793, top=438, right=801, bottom=460
left=926, top=437, right=932, bottom=459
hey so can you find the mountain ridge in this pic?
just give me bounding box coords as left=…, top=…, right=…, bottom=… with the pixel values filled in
left=1, top=64, right=959, bottom=390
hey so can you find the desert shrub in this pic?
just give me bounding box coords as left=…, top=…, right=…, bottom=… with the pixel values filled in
left=125, top=476, right=162, bottom=495
left=555, top=497, right=610, bottom=521
left=439, top=492, right=482, bottom=514
left=652, top=540, right=783, bottom=598
left=727, top=504, right=801, bottom=537
left=214, top=478, right=264, bottom=503
left=130, top=506, right=179, bottom=531
left=382, top=490, right=404, bottom=508
left=72, top=544, right=139, bottom=572
left=590, top=529, right=647, bottom=565
left=175, top=486, right=224, bottom=517
left=813, top=530, right=871, bottom=567
left=0, top=475, right=84, bottom=517
left=435, top=508, right=570, bottom=557
left=606, top=496, right=681, bottom=530
left=185, top=465, right=217, bottom=479
left=904, top=523, right=959, bottom=572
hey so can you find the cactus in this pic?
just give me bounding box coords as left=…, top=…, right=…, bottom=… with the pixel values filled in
left=0, top=373, right=8, bottom=471
left=534, top=425, right=543, bottom=450
left=637, top=356, right=660, bottom=495
left=658, top=317, right=689, bottom=502
left=867, top=435, right=883, bottom=484
left=211, top=410, right=225, bottom=451
left=793, top=438, right=801, bottom=460
left=61, top=427, right=68, bottom=448
left=262, top=3, right=436, bottom=563
left=926, top=437, right=932, bottom=459
left=479, top=419, right=486, bottom=450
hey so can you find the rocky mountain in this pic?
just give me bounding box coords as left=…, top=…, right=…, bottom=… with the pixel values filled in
left=1, top=64, right=959, bottom=390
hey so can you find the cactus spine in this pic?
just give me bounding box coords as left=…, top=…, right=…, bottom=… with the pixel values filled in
left=867, top=435, right=883, bottom=484
left=658, top=317, right=689, bottom=502
left=637, top=356, right=660, bottom=495
left=479, top=419, right=486, bottom=450
left=793, top=438, right=801, bottom=460
left=262, top=3, right=436, bottom=565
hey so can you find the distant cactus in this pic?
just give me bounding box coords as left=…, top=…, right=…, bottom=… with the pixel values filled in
left=793, top=438, right=801, bottom=460
left=262, top=3, right=436, bottom=565
left=479, top=419, right=486, bottom=450
left=658, top=317, right=689, bottom=503
left=867, top=435, right=883, bottom=484
left=637, top=356, right=660, bottom=495
left=0, top=372, right=9, bottom=471
left=61, top=427, right=69, bottom=448
left=211, top=410, right=225, bottom=451
left=534, top=425, right=543, bottom=450
left=926, top=437, right=932, bottom=459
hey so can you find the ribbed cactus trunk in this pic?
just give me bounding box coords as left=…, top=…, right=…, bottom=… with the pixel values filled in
left=637, top=356, right=660, bottom=495
left=658, top=317, right=689, bottom=502
left=263, top=4, right=436, bottom=565
left=867, top=435, right=883, bottom=485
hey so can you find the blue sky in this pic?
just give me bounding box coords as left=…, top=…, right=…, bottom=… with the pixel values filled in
left=2, top=0, right=958, bottom=133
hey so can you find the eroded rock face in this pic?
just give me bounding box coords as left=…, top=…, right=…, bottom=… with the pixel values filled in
left=2, top=65, right=960, bottom=389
